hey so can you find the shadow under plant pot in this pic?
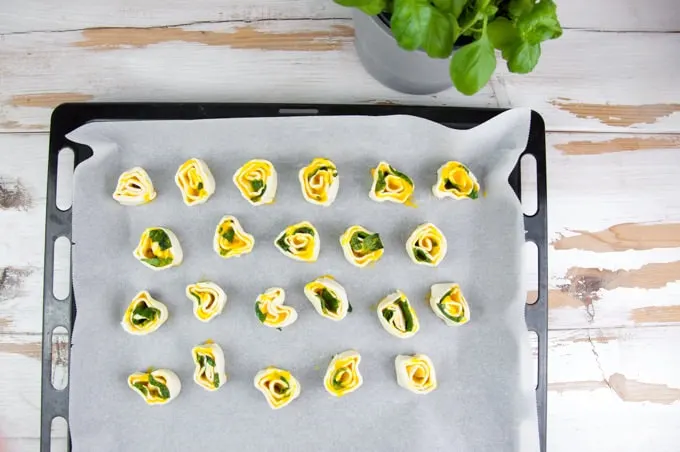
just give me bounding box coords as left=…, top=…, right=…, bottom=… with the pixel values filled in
left=353, top=10, right=466, bottom=95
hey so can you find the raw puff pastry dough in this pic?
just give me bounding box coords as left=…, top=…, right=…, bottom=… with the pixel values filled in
left=121, top=290, right=168, bottom=335
left=299, top=158, right=339, bottom=206
left=369, top=161, right=415, bottom=205
left=430, top=283, right=470, bottom=326
left=175, top=158, right=216, bottom=206
left=395, top=354, right=437, bottom=394
left=255, top=287, right=297, bottom=329
left=339, top=225, right=384, bottom=268
left=324, top=350, right=363, bottom=397
left=186, top=281, right=227, bottom=322
left=213, top=215, right=255, bottom=258
left=112, top=167, right=156, bottom=206
left=128, top=369, right=181, bottom=405
left=304, top=275, right=350, bottom=321
left=274, top=221, right=320, bottom=263
left=406, top=223, right=447, bottom=267
left=192, top=341, right=228, bottom=391
left=432, top=161, right=480, bottom=200
left=253, top=367, right=301, bottom=410
left=377, top=290, right=420, bottom=338
left=133, top=227, right=183, bottom=270
left=233, top=159, right=277, bottom=206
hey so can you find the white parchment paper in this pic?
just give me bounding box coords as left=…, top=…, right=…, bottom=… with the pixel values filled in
left=67, top=110, right=538, bottom=452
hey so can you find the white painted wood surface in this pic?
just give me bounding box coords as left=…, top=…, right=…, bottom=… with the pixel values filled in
left=1, top=1, right=679, bottom=451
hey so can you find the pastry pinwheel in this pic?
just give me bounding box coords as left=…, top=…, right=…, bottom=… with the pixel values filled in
left=430, top=283, right=470, bottom=326
left=377, top=290, right=420, bottom=339
left=175, top=158, right=216, bottom=206
left=233, top=159, right=277, bottom=206
left=112, top=167, right=156, bottom=206
left=255, top=287, right=297, bottom=329
left=213, top=215, right=255, bottom=258
left=128, top=368, right=181, bottom=405
left=304, top=275, right=350, bottom=321
left=274, top=221, right=319, bottom=262
left=185, top=281, right=227, bottom=322
left=133, top=227, right=183, bottom=270
left=192, top=341, right=228, bottom=391
left=369, top=161, right=415, bottom=205
left=253, top=367, right=301, bottom=410
left=339, top=225, right=384, bottom=267
left=299, top=158, right=339, bottom=206
left=406, top=223, right=447, bottom=267
left=324, top=350, right=363, bottom=397
left=395, top=354, right=437, bottom=394
left=432, top=161, right=480, bottom=200
left=121, top=291, right=168, bottom=335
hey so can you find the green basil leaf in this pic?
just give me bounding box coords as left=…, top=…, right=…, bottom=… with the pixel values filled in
left=375, top=171, right=387, bottom=193
left=190, top=291, right=201, bottom=305
left=319, top=289, right=340, bottom=314
left=388, top=165, right=414, bottom=186
left=196, top=354, right=205, bottom=368
left=469, top=188, right=479, bottom=199
left=413, top=247, right=432, bottom=263
left=422, top=6, right=454, bottom=58
left=438, top=302, right=465, bottom=322
left=148, top=229, right=172, bottom=250
left=255, top=303, right=267, bottom=323
left=295, top=226, right=315, bottom=236
left=517, top=0, right=562, bottom=44
left=276, top=234, right=290, bottom=253
left=391, top=0, right=432, bottom=51
left=506, top=40, right=540, bottom=74
left=397, top=299, right=414, bottom=332
left=141, top=257, right=173, bottom=268
left=148, top=374, right=170, bottom=399
left=222, top=227, right=235, bottom=243
left=197, top=182, right=204, bottom=190
left=205, top=356, right=216, bottom=367
left=508, top=0, right=534, bottom=18
left=213, top=372, right=220, bottom=389
left=133, top=382, right=148, bottom=396
left=334, top=0, right=387, bottom=16
left=250, top=179, right=264, bottom=193
left=363, top=233, right=384, bottom=252
left=487, top=17, right=520, bottom=51
left=350, top=231, right=369, bottom=251
left=382, top=308, right=394, bottom=322
left=450, top=32, right=496, bottom=95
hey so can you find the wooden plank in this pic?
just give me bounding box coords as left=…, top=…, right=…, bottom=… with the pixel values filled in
left=3, top=130, right=680, bottom=333
left=1, top=22, right=679, bottom=133
left=1, top=0, right=678, bottom=33
left=3, top=326, right=680, bottom=450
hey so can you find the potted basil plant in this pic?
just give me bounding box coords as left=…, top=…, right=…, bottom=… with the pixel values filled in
left=335, top=0, right=563, bottom=95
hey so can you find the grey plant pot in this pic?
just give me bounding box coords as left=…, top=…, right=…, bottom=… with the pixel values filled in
left=352, top=10, right=453, bottom=95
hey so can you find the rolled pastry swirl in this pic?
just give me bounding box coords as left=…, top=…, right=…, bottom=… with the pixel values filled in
left=133, top=227, right=183, bottom=270
left=369, top=161, right=415, bottom=205
left=175, top=158, right=216, bottom=206
left=253, top=367, right=301, bottom=410
left=255, top=287, right=297, bottom=329
left=304, top=275, right=350, bottom=321
left=186, top=281, right=227, bottom=322
left=406, top=223, right=447, bottom=267
left=213, top=215, right=255, bottom=258
left=121, top=290, right=168, bottom=335
left=112, top=167, right=156, bottom=206
left=432, top=161, right=480, bottom=200
left=233, top=159, right=277, bottom=206
left=192, top=341, right=228, bottom=391
left=395, top=354, right=437, bottom=394
left=324, top=350, right=363, bottom=397
left=430, top=283, right=470, bottom=326
left=339, top=225, right=384, bottom=268
left=377, top=290, right=420, bottom=339
left=299, top=157, right=339, bottom=206
left=274, top=221, right=319, bottom=262
left=128, top=369, right=181, bottom=405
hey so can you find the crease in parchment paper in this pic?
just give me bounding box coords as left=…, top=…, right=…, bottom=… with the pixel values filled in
left=67, top=110, right=538, bottom=452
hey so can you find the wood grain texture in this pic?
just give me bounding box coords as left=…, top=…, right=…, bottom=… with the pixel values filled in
left=552, top=223, right=680, bottom=252
left=549, top=100, right=680, bottom=127
left=554, top=136, right=680, bottom=156
left=2, top=24, right=680, bottom=132
left=1, top=0, right=679, bottom=33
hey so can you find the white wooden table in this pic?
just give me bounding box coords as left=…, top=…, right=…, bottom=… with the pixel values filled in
left=1, top=1, right=680, bottom=450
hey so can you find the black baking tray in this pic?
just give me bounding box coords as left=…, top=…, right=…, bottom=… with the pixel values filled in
left=42, top=103, right=548, bottom=452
